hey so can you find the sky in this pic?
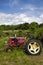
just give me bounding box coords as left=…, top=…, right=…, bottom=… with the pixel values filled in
left=0, top=0, right=43, bottom=25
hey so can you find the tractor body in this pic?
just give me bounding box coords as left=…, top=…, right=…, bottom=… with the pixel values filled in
left=8, top=37, right=26, bottom=47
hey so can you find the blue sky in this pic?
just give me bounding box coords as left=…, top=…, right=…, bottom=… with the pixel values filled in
left=0, top=0, right=43, bottom=25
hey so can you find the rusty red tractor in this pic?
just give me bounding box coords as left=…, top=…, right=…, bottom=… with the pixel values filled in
left=5, top=33, right=42, bottom=55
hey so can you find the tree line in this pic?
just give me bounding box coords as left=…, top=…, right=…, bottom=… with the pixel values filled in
left=0, top=22, right=43, bottom=30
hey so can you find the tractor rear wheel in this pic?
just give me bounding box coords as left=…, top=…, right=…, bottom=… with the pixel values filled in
left=25, top=39, right=42, bottom=55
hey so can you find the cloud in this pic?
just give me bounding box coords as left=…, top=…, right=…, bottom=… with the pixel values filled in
left=20, top=4, right=37, bottom=11
left=39, top=14, right=43, bottom=23
left=0, top=13, right=43, bottom=25
left=40, top=14, right=43, bottom=18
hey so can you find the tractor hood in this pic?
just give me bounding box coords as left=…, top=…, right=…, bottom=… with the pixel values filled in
left=10, top=37, right=25, bottom=43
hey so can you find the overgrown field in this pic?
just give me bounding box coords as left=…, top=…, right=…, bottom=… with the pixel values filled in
left=0, top=48, right=43, bottom=65
left=0, top=30, right=43, bottom=65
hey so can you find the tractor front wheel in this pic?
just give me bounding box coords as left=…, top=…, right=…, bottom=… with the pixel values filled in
left=25, top=39, right=42, bottom=55
left=6, top=47, right=13, bottom=52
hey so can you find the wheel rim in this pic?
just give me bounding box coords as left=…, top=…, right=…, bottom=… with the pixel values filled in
left=8, top=49, right=12, bottom=52
left=28, top=41, right=40, bottom=54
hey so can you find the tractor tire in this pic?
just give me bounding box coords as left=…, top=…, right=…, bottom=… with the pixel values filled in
left=25, top=39, right=42, bottom=55
left=6, top=46, right=13, bottom=52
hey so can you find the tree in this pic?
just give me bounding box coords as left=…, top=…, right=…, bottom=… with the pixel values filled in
left=39, top=23, right=43, bottom=27
left=29, top=22, right=39, bottom=32
left=15, top=23, right=29, bottom=30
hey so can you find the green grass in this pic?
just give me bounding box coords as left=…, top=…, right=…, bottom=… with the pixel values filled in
left=0, top=48, right=43, bottom=65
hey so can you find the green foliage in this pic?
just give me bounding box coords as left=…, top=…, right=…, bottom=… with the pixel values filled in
left=0, top=22, right=43, bottom=31
left=29, top=22, right=39, bottom=32
left=39, top=23, right=43, bottom=28
left=0, top=46, right=43, bottom=65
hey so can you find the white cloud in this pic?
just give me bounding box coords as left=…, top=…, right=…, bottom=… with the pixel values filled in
left=0, top=13, right=43, bottom=25
left=40, top=14, right=43, bottom=18
left=20, top=4, right=37, bottom=11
